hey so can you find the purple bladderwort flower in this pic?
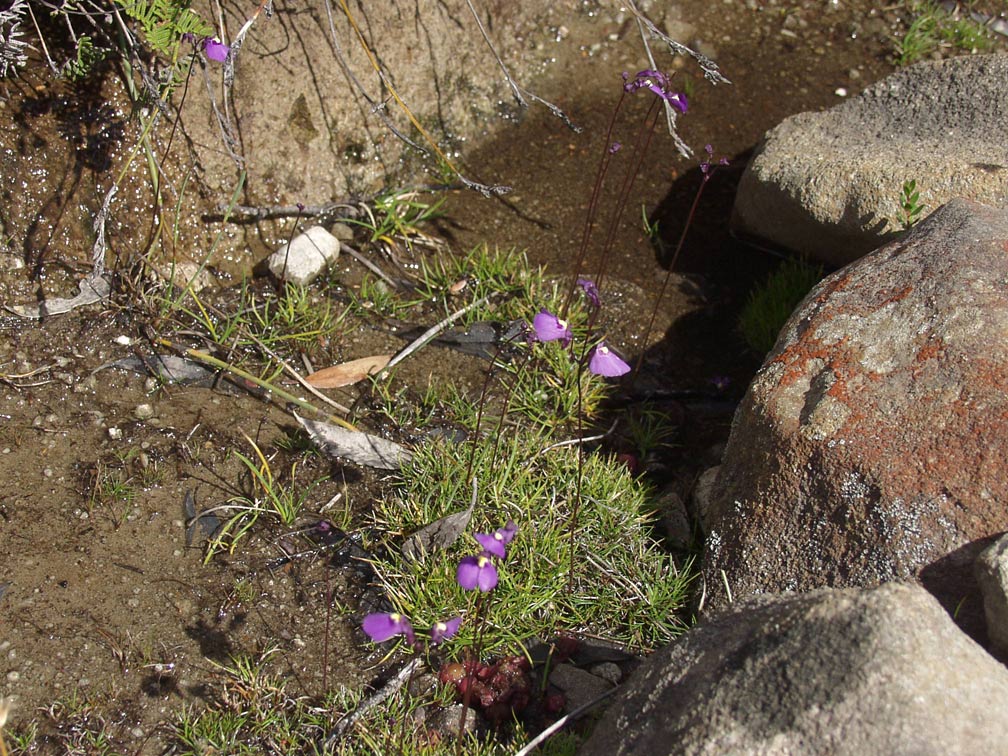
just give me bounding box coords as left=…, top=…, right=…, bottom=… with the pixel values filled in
left=203, top=38, right=230, bottom=62
left=532, top=309, right=572, bottom=345
left=474, top=520, right=518, bottom=560
left=711, top=374, right=731, bottom=392
left=589, top=342, right=631, bottom=378
left=622, top=70, right=688, bottom=113
left=183, top=33, right=230, bottom=62
left=430, top=616, right=462, bottom=646
left=699, top=144, right=730, bottom=178
left=457, top=554, right=499, bottom=592
left=576, top=277, right=601, bottom=309
left=362, top=612, right=416, bottom=644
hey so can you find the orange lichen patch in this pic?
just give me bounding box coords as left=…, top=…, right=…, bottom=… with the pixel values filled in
left=877, top=285, right=914, bottom=305
left=914, top=339, right=944, bottom=363
left=771, top=335, right=850, bottom=389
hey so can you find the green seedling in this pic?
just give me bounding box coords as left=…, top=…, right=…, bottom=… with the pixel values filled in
left=347, top=190, right=446, bottom=252
left=202, top=435, right=324, bottom=563
left=899, top=179, right=926, bottom=230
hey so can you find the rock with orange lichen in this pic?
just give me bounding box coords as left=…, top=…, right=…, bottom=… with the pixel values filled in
left=703, top=198, right=1008, bottom=644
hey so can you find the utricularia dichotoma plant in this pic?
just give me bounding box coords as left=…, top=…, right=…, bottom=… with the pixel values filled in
left=360, top=521, right=518, bottom=731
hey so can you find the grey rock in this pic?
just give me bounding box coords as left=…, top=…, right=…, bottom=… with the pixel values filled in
left=691, top=465, right=719, bottom=533
left=732, top=55, right=1008, bottom=266
left=581, top=583, right=1008, bottom=756
left=267, top=226, right=341, bottom=285
left=548, top=662, right=614, bottom=713
left=975, top=534, right=1008, bottom=663
left=704, top=199, right=1008, bottom=642
left=656, top=487, right=691, bottom=551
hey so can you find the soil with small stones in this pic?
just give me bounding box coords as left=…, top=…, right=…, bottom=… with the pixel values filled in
left=2, top=0, right=1003, bottom=751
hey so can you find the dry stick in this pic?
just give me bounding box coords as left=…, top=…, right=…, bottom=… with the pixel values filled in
left=335, top=0, right=509, bottom=197
left=154, top=337, right=356, bottom=430
left=513, top=686, right=620, bottom=756
left=632, top=13, right=690, bottom=159
left=377, top=294, right=493, bottom=377
left=244, top=333, right=353, bottom=415
left=462, top=0, right=580, bottom=133
left=340, top=242, right=398, bottom=288
left=626, top=0, right=730, bottom=86
left=323, top=657, right=422, bottom=747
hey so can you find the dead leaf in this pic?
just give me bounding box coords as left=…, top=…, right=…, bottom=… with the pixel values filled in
left=305, top=355, right=392, bottom=388
left=401, top=503, right=474, bottom=561
left=296, top=413, right=411, bottom=470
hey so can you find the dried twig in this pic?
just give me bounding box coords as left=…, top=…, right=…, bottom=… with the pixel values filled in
left=513, top=686, right=620, bottom=756
left=323, top=658, right=423, bottom=747
left=462, top=0, right=580, bottom=133
left=378, top=294, right=494, bottom=377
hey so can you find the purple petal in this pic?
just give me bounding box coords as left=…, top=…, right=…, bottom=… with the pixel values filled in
left=576, top=278, right=601, bottom=308
left=589, top=343, right=631, bottom=378
left=496, top=521, right=518, bottom=546
left=531, top=310, right=572, bottom=344
left=430, top=616, right=462, bottom=645
left=457, top=556, right=481, bottom=590
left=362, top=613, right=414, bottom=643
left=203, top=38, right=230, bottom=62
left=476, top=559, right=499, bottom=591
left=608, top=142, right=622, bottom=154
left=475, top=532, right=507, bottom=559
left=457, top=555, right=498, bottom=592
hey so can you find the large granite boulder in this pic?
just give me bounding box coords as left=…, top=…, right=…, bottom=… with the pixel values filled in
left=580, top=583, right=1008, bottom=756
left=731, top=55, right=1008, bottom=267
left=703, top=199, right=1008, bottom=641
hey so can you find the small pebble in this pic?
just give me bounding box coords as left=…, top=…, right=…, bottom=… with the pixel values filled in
left=135, top=403, right=155, bottom=420
left=108, top=427, right=123, bottom=440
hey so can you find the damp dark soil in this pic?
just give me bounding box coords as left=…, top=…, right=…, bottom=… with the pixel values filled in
left=0, top=0, right=997, bottom=751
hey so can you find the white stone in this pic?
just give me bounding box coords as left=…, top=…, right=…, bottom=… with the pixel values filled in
left=267, top=225, right=341, bottom=285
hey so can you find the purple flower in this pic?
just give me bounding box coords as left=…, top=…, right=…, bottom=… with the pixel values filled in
left=532, top=310, right=572, bottom=345
left=474, top=521, right=518, bottom=559
left=361, top=613, right=415, bottom=644
left=589, top=342, right=631, bottom=377
left=700, top=144, right=730, bottom=177
left=457, top=555, right=499, bottom=592
left=609, top=142, right=622, bottom=154
left=203, top=38, right=230, bottom=62
left=576, top=277, right=601, bottom=309
left=622, top=70, right=688, bottom=113
left=430, top=616, right=462, bottom=645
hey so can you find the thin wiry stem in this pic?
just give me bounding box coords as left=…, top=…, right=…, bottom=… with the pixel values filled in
left=462, top=0, right=580, bottom=133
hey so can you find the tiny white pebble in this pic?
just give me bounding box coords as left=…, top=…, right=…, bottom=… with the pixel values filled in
left=115, top=335, right=133, bottom=346
left=835, top=87, right=848, bottom=97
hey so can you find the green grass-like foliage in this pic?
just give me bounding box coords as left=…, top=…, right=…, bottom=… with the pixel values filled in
left=739, top=257, right=823, bottom=356
left=896, top=0, right=996, bottom=65
left=369, top=429, right=693, bottom=657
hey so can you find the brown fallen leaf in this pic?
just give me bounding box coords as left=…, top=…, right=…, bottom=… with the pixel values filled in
left=305, top=355, right=391, bottom=388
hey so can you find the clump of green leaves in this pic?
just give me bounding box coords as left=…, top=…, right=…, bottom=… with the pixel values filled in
left=739, top=257, right=824, bottom=356
left=896, top=0, right=996, bottom=65
left=369, top=429, right=694, bottom=658
left=203, top=436, right=324, bottom=563
left=899, top=179, right=926, bottom=230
